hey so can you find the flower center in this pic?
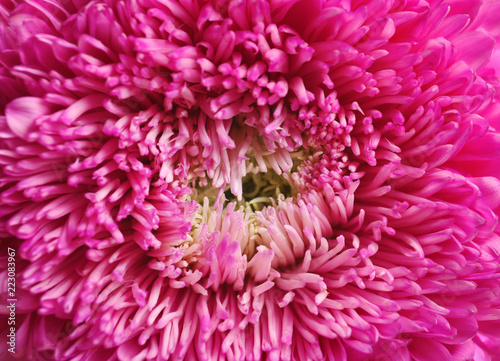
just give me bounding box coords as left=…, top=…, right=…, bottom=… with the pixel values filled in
left=191, top=165, right=296, bottom=211
left=224, top=168, right=295, bottom=210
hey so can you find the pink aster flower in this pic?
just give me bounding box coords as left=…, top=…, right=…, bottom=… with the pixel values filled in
left=1, top=0, right=500, bottom=360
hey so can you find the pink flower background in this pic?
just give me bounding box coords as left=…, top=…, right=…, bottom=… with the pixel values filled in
left=1, top=0, right=500, bottom=360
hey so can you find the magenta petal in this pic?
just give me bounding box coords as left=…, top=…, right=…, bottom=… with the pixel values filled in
left=409, top=338, right=452, bottom=361
left=472, top=177, right=500, bottom=210
left=471, top=0, right=500, bottom=36
left=448, top=340, right=475, bottom=361
left=434, top=14, right=470, bottom=39
left=454, top=159, right=500, bottom=179
left=443, top=317, right=478, bottom=345
left=453, top=31, right=495, bottom=70
left=117, top=339, right=145, bottom=361
left=280, top=0, right=322, bottom=33
left=447, top=0, right=481, bottom=20
left=472, top=345, right=492, bottom=361
left=456, top=132, right=500, bottom=160
left=5, top=97, right=52, bottom=139
left=478, top=233, right=500, bottom=261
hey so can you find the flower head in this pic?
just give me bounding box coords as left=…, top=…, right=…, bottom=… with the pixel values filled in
left=1, top=0, right=500, bottom=360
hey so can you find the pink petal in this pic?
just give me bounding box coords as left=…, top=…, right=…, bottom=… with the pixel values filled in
left=448, top=0, right=481, bottom=21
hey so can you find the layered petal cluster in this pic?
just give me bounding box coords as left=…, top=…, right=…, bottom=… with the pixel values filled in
left=1, top=0, right=500, bottom=361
